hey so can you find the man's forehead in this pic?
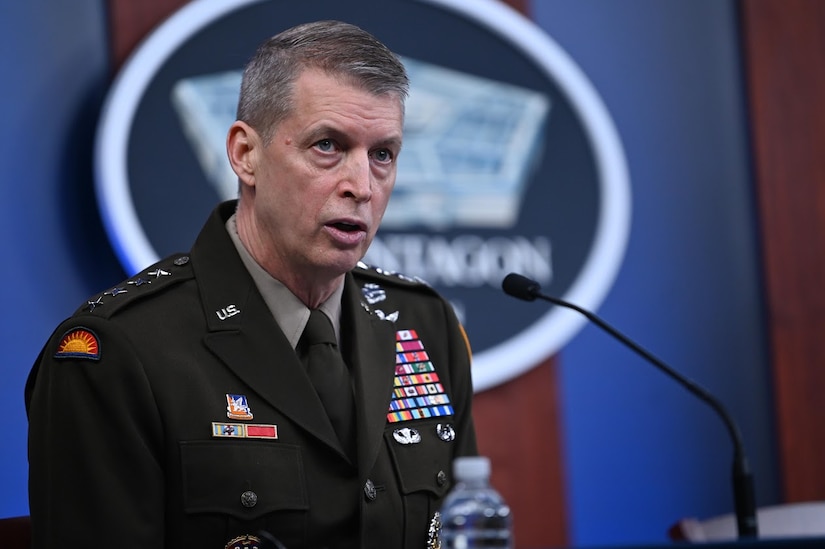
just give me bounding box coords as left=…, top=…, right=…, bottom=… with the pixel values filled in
left=293, top=68, right=405, bottom=110
left=286, top=76, right=403, bottom=138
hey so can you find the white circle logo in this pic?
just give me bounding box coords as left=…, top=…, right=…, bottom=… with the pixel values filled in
left=95, top=0, right=631, bottom=391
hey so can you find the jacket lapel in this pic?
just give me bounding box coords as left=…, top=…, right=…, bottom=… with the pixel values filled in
left=203, top=297, right=344, bottom=454
left=192, top=202, right=343, bottom=456
left=341, top=275, right=397, bottom=474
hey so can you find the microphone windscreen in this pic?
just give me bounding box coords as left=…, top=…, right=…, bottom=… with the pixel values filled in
left=502, top=273, right=540, bottom=301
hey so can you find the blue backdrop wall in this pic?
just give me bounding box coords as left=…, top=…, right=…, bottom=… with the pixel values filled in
left=0, top=0, right=778, bottom=546
left=1, top=0, right=126, bottom=523
left=531, top=1, right=778, bottom=545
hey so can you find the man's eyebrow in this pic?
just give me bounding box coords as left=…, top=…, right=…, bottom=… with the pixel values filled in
left=302, top=124, right=338, bottom=144
left=304, top=125, right=403, bottom=150
left=373, top=135, right=403, bottom=151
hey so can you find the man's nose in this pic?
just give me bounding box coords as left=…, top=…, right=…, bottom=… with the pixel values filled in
left=340, top=154, right=372, bottom=201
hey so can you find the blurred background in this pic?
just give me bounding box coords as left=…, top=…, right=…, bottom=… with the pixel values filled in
left=3, top=1, right=824, bottom=547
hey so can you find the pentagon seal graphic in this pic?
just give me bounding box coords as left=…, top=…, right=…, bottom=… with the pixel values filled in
left=94, top=0, right=630, bottom=391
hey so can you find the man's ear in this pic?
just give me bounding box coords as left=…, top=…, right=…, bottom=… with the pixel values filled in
left=226, top=121, right=260, bottom=188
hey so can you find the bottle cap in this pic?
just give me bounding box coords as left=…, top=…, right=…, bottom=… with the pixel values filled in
left=453, top=455, right=491, bottom=481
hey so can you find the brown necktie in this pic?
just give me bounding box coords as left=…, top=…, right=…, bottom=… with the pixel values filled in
left=299, top=309, right=355, bottom=458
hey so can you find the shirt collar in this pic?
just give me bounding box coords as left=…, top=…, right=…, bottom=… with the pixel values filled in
left=226, top=213, right=344, bottom=349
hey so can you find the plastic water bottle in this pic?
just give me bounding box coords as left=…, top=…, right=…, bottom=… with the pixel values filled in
left=439, top=456, right=513, bottom=548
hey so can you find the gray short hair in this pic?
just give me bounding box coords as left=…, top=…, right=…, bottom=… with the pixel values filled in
left=236, top=20, right=410, bottom=143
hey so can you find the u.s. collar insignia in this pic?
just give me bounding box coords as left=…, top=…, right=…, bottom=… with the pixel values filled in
left=224, top=534, right=262, bottom=549
left=226, top=394, right=253, bottom=420
left=54, top=327, right=100, bottom=360
left=393, top=427, right=422, bottom=445
left=428, top=511, right=442, bottom=549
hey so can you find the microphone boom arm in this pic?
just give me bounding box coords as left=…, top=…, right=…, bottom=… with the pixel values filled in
left=502, top=273, right=758, bottom=538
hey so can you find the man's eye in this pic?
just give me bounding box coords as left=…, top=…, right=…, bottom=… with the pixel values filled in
left=372, top=149, right=393, bottom=163
left=315, top=139, right=335, bottom=152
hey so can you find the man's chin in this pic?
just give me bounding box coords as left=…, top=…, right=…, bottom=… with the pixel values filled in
left=319, top=251, right=365, bottom=277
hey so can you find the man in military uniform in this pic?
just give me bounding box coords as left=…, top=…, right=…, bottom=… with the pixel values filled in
left=26, top=20, right=477, bottom=549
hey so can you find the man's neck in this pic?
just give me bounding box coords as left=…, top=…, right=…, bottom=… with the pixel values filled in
left=233, top=208, right=345, bottom=309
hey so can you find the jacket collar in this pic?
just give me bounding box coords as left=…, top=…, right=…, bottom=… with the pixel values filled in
left=193, top=201, right=396, bottom=469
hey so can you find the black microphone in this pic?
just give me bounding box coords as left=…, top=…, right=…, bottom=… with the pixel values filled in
left=502, top=272, right=759, bottom=539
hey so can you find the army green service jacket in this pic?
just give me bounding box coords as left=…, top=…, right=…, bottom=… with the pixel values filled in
left=26, top=201, right=477, bottom=549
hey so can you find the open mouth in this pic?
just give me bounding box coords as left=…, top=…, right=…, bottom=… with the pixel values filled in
left=331, top=222, right=362, bottom=232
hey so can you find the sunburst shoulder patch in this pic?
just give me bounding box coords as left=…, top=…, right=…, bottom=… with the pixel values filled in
left=54, top=327, right=100, bottom=360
